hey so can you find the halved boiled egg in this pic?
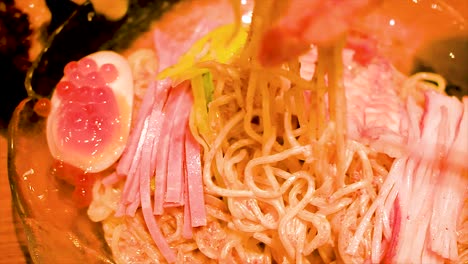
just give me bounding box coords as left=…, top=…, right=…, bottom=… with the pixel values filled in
left=47, top=51, right=133, bottom=173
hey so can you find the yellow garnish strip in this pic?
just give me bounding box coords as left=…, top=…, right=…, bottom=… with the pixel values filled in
left=157, top=23, right=248, bottom=82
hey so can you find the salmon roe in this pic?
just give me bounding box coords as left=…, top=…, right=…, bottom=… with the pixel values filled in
left=33, top=98, right=51, bottom=117
left=51, top=160, right=98, bottom=208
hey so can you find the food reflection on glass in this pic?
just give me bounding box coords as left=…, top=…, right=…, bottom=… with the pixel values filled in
left=8, top=0, right=467, bottom=263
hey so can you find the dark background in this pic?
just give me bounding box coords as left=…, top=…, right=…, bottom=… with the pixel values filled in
left=1, top=0, right=466, bottom=129
left=0, top=0, right=180, bottom=129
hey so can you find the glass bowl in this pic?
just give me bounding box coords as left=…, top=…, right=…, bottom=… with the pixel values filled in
left=7, top=1, right=180, bottom=263
left=7, top=0, right=467, bottom=263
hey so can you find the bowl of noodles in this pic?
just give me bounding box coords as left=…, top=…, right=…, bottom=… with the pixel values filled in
left=7, top=0, right=468, bottom=263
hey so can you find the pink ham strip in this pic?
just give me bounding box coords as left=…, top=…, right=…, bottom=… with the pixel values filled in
left=182, top=168, right=193, bottom=239
left=102, top=172, right=120, bottom=186
left=162, top=202, right=184, bottom=208
left=165, top=87, right=193, bottom=204
left=149, top=0, right=233, bottom=215
left=149, top=79, right=173, bottom=175
left=117, top=82, right=157, bottom=176
left=153, top=0, right=233, bottom=71
left=125, top=196, right=140, bottom=217
left=139, top=126, right=177, bottom=263
left=115, top=82, right=160, bottom=216
left=116, top=80, right=170, bottom=217
left=114, top=80, right=200, bottom=262
left=115, top=116, right=150, bottom=217
left=140, top=79, right=172, bottom=216
left=143, top=80, right=173, bottom=215
left=150, top=0, right=229, bottom=214
left=153, top=83, right=188, bottom=215
left=123, top=117, right=149, bottom=206
left=185, top=122, right=207, bottom=227
left=111, top=0, right=232, bottom=260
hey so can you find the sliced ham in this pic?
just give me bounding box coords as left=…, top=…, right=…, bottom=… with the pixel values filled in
left=117, top=82, right=157, bottom=177
left=165, top=84, right=192, bottom=205
left=185, top=123, right=208, bottom=227
left=116, top=79, right=170, bottom=217
left=139, top=138, right=176, bottom=263
left=111, top=2, right=233, bottom=261
left=153, top=83, right=186, bottom=214
left=114, top=80, right=201, bottom=262
left=115, top=116, right=150, bottom=217
left=183, top=172, right=194, bottom=239
left=149, top=79, right=172, bottom=175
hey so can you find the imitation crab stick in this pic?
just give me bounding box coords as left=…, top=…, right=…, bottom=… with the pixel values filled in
left=259, top=0, right=381, bottom=66
left=349, top=91, right=467, bottom=263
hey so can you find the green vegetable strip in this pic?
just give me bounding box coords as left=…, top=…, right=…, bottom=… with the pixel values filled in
left=202, top=72, right=214, bottom=106
left=191, top=75, right=211, bottom=142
